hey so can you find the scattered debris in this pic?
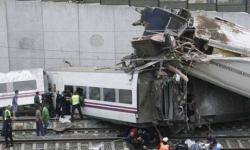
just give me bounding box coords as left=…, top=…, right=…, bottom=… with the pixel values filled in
left=120, top=7, right=250, bottom=99
left=52, top=122, right=72, bottom=132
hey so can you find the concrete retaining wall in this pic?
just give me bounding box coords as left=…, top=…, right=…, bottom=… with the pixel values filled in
left=1, top=0, right=250, bottom=72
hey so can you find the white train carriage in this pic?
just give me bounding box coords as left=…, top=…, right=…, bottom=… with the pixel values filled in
left=47, top=67, right=139, bottom=123
left=0, top=68, right=47, bottom=108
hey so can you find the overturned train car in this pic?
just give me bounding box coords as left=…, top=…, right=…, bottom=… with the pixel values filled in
left=125, top=7, right=250, bottom=128
left=46, top=67, right=190, bottom=126
left=47, top=66, right=250, bottom=129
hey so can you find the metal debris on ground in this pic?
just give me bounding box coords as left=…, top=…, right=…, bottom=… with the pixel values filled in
left=52, top=122, right=72, bottom=132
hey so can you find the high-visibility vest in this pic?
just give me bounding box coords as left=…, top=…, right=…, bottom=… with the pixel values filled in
left=72, top=95, right=80, bottom=105
left=4, top=109, right=11, bottom=120
left=159, top=142, right=169, bottom=150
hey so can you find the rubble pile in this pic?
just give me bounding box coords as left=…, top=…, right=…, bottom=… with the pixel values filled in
left=120, top=7, right=250, bottom=98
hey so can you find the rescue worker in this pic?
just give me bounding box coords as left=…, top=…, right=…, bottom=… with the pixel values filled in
left=55, top=91, right=64, bottom=118
left=35, top=105, right=44, bottom=136
left=4, top=105, right=13, bottom=148
left=71, top=91, right=83, bottom=121
left=64, top=90, right=72, bottom=115
left=208, top=138, right=223, bottom=150
left=61, top=91, right=66, bottom=117
left=126, top=127, right=139, bottom=149
left=42, top=103, right=50, bottom=135
left=46, top=88, right=55, bottom=117
left=34, top=91, right=40, bottom=108
left=190, top=140, right=203, bottom=150
left=176, top=140, right=188, bottom=150
left=12, top=90, right=19, bottom=119
left=1, top=107, right=5, bottom=136
left=159, top=137, right=170, bottom=150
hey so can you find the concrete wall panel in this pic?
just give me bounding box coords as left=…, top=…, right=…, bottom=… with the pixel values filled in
left=6, top=0, right=44, bottom=70
left=0, top=58, right=10, bottom=72
left=6, top=1, right=42, bottom=32
left=44, top=32, right=79, bottom=51
left=0, top=33, right=9, bottom=58
left=45, top=58, right=79, bottom=69
left=80, top=32, right=114, bottom=53
left=43, top=2, right=79, bottom=68
left=79, top=5, right=114, bottom=32
left=43, top=2, right=78, bottom=31
left=0, top=1, right=9, bottom=72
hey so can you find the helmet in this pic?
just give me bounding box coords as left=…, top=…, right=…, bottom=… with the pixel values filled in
left=163, top=137, right=168, bottom=142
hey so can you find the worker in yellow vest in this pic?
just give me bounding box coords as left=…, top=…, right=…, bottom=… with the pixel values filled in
left=71, top=91, right=83, bottom=121
left=3, top=105, right=13, bottom=148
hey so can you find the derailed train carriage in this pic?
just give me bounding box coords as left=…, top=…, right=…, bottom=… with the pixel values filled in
left=46, top=66, right=250, bottom=130
left=0, top=68, right=47, bottom=108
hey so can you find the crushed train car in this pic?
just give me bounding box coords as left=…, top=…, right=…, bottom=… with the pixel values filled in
left=121, top=7, right=250, bottom=128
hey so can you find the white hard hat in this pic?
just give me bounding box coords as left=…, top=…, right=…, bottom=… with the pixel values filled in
left=175, top=74, right=181, bottom=82
left=163, top=137, right=168, bottom=142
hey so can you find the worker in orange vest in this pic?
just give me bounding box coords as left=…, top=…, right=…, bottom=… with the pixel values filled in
left=159, top=137, right=170, bottom=150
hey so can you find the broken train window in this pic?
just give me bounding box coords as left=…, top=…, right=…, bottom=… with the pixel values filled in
left=119, top=89, right=132, bottom=104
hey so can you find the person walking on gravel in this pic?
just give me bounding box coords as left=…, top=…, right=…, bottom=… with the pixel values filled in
left=4, top=105, right=13, bottom=148
left=36, top=105, right=44, bottom=136
left=12, top=90, right=19, bottom=119
left=42, top=103, right=50, bottom=135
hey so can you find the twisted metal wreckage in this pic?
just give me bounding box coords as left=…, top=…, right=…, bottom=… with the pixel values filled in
left=120, top=7, right=250, bottom=129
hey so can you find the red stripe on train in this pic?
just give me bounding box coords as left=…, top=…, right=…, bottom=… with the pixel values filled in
left=0, top=91, right=44, bottom=100
left=84, top=101, right=136, bottom=110
left=85, top=104, right=137, bottom=113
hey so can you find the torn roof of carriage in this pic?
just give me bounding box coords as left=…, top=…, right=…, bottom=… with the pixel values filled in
left=193, top=16, right=250, bottom=56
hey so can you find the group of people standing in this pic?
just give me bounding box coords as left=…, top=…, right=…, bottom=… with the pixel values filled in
left=34, top=101, right=50, bottom=136
left=54, top=89, right=84, bottom=121
left=1, top=88, right=84, bottom=148
left=34, top=89, right=84, bottom=136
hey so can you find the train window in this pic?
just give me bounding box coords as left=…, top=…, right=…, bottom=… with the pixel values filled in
left=76, top=86, right=86, bottom=99
left=0, top=83, right=7, bottom=93
left=119, top=89, right=132, bottom=104
left=89, top=87, right=100, bottom=100
left=13, top=80, right=37, bottom=91
left=103, top=88, right=115, bottom=102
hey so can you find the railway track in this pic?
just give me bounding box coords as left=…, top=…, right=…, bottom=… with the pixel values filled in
left=0, top=137, right=128, bottom=150
left=0, top=117, right=117, bottom=130
left=10, top=127, right=121, bottom=136
left=0, top=117, right=128, bottom=149
left=2, top=117, right=250, bottom=149
left=0, top=125, right=127, bottom=150
left=1, top=136, right=250, bottom=150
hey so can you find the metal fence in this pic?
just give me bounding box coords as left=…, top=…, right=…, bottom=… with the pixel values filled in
left=41, top=0, right=250, bottom=13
